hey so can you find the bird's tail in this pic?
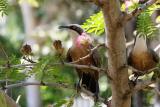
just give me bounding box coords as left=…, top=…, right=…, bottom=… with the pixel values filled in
left=81, top=73, right=99, bottom=94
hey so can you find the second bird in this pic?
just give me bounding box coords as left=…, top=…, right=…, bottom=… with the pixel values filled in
left=128, top=34, right=159, bottom=77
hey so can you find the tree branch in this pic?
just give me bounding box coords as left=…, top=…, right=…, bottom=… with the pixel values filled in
left=0, top=81, right=72, bottom=90
left=0, top=62, right=106, bottom=72
left=0, top=81, right=110, bottom=105
left=134, top=80, right=155, bottom=91
left=154, top=44, right=160, bottom=52
left=125, top=0, right=158, bottom=21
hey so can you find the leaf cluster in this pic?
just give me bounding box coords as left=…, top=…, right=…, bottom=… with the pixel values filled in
left=82, top=2, right=160, bottom=38
left=0, top=0, right=8, bottom=16
left=82, top=11, right=104, bottom=35
left=136, top=11, right=157, bottom=38
left=136, top=4, right=160, bottom=38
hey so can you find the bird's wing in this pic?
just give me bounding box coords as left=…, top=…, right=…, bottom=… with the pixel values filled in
left=66, top=48, right=72, bottom=62
left=127, top=52, right=133, bottom=66
left=149, top=49, right=159, bottom=63
left=90, top=45, right=101, bottom=67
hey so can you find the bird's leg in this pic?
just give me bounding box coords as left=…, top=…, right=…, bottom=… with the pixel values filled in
left=94, top=80, right=99, bottom=101
left=76, top=76, right=83, bottom=94
left=88, top=76, right=92, bottom=91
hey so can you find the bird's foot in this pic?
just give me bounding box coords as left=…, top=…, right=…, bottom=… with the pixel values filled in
left=93, top=93, right=99, bottom=102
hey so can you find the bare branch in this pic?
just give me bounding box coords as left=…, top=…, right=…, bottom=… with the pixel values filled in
left=126, top=39, right=134, bottom=48
left=154, top=44, right=160, bottom=52
left=134, top=80, right=155, bottom=91
left=154, top=87, right=160, bottom=96
left=128, top=66, right=160, bottom=75
left=1, top=81, right=110, bottom=105
left=0, top=62, right=106, bottom=72
left=70, top=43, right=106, bottom=64
left=0, top=63, right=36, bottom=69
left=125, top=0, right=158, bottom=21
left=1, top=81, right=72, bottom=90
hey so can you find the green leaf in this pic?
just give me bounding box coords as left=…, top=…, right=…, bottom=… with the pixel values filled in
left=0, top=0, right=8, bottom=16
left=136, top=11, right=158, bottom=38
left=82, top=11, right=104, bottom=36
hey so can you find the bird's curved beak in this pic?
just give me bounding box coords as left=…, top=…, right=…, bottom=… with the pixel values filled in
left=58, top=25, right=70, bottom=29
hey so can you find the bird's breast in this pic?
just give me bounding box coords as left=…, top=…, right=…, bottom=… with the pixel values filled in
left=131, top=51, right=157, bottom=72
left=71, top=46, right=92, bottom=64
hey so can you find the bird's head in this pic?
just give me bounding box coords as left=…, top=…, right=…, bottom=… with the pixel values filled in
left=59, top=24, right=92, bottom=47
left=59, top=24, right=84, bottom=35
left=133, top=32, right=148, bottom=52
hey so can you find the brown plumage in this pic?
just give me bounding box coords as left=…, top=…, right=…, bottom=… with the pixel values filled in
left=128, top=35, right=159, bottom=76
left=59, top=24, right=100, bottom=98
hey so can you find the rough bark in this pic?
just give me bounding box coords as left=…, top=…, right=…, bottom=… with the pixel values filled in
left=90, top=0, right=158, bottom=106
left=90, top=0, right=131, bottom=107
left=100, top=0, right=131, bottom=107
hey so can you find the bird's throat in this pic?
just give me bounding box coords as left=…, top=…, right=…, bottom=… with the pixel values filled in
left=133, top=37, right=148, bottom=53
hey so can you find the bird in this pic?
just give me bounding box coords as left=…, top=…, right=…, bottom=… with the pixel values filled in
left=128, top=34, right=159, bottom=79
left=59, top=24, right=101, bottom=99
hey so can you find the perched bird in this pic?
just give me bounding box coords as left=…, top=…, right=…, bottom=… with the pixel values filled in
left=128, top=34, right=159, bottom=77
left=59, top=24, right=101, bottom=99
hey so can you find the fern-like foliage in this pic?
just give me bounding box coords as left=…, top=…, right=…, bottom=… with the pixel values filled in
left=0, top=0, right=8, bottom=16
left=82, top=2, right=160, bottom=38
left=136, top=4, right=160, bottom=38
left=82, top=11, right=104, bottom=35
left=136, top=11, right=157, bottom=38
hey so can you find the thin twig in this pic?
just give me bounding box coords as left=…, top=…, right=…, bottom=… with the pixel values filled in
left=129, top=66, right=160, bottom=75
left=1, top=81, right=109, bottom=104
left=154, top=44, right=160, bottom=52
left=0, top=62, right=106, bottom=72
left=0, top=46, right=9, bottom=60
left=125, top=0, right=157, bottom=21
left=0, top=82, right=72, bottom=90
left=70, top=43, right=106, bottom=64
left=134, top=80, right=155, bottom=91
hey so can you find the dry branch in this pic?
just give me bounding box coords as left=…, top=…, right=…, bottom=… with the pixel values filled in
left=134, top=80, right=155, bottom=91
left=0, top=81, right=109, bottom=105
left=0, top=82, right=72, bottom=90
left=0, top=62, right=106, bottom=72
left=125, top=0, right=158, bottom=21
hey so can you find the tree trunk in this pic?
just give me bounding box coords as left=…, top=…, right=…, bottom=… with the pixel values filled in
left=100, top=0, right=131, bottom=107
